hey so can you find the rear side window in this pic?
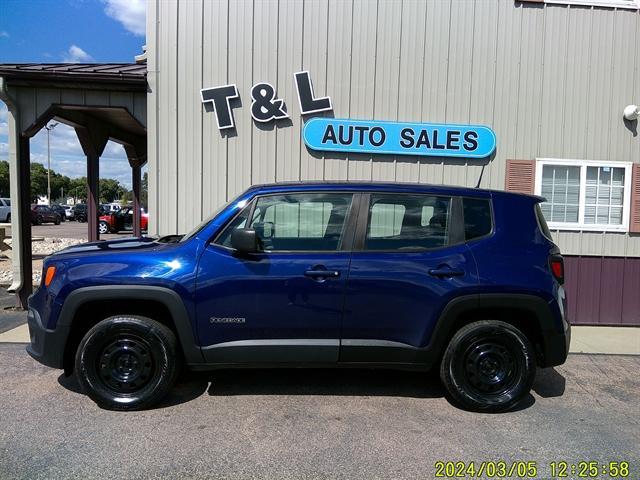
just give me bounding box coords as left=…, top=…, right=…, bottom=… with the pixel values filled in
left=535, top=203, right=554, bottom=241
left=365, top=194, right=451, bottom=250
left=463, top=198, right=492, bottom=240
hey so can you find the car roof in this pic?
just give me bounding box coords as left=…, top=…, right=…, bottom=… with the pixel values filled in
left=245, top=181, right=544, bottom=201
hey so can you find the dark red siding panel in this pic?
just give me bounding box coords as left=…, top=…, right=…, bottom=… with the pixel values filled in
left=572, top=257, right=602, bottom=325
left=563, top=256, right=580, bottom=326
left=564, top=255, right=640, bottom=326
left=622, top=260, right=640, bottom=325
left=598, top=258, right=625, bottom=325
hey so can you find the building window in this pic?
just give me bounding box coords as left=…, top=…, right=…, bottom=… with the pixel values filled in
left=524, top=0, right=640, bottom=10
left=535, top=159, right=633, bottom=232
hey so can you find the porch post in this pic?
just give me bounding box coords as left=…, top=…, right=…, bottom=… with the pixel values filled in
left=12, top=135, right=33, bottom=307
left=1, top=80, right=33, bottom=308
left=75, top=126, right=108, bottom=242
left=86, top=152, right=99, bottom=241
left=131, top=163, right=142, bottom=237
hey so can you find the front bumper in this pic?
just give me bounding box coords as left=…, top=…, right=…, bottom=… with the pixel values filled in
left=26, top=305, right=69, bottom=369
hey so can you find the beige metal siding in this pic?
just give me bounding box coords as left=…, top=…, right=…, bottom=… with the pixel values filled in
left=149, top=0, right=640, bottom=256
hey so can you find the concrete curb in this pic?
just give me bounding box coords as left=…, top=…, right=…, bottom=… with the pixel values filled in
left=1, top=323, right=638, bottom=355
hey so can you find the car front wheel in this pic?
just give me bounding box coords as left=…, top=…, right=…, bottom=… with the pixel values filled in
left=75, top=315, right=180, bottom=411
left=440, top=320, right=535, bottom=413
left=98, top=221, right=110, bottom=234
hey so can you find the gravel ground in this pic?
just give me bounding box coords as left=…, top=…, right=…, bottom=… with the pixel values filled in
left=0, top=346, right=638, bottom=479
left=0, top=238, right=84, bottom=284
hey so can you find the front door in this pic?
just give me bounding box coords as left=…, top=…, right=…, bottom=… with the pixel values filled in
left=341, top=192, right=479, bottom=363
left=196, top=192, right=357, bottom=364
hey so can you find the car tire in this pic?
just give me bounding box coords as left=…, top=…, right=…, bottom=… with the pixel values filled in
left=98, top=221, right=110, bottom=234
left=75, top=315, right=180, bottom=411
left=36, top=215, right=43, bottom=225
left=54, top=216, right=60, bottom=225
left=439, top=320, right=536, bottom=413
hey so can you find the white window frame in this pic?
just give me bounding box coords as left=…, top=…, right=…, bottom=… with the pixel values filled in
left=535, top=158, right=633, bottom=233
left=543, top=0, right=640, bottom=9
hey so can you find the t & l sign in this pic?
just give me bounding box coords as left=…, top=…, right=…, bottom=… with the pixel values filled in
left=200, top=72, right=496, bottom=159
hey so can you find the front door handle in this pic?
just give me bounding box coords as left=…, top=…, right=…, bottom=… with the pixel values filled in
left=428, top=267, right=465, bottom=278
left=304, top=269, right=340, bottom=280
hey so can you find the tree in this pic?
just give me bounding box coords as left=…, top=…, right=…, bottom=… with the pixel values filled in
left=69, top=177, right=88, bottom=203
left=30, top=163, right=49, bottom=201
left=0, top=161, right=10, bottom=197
left=99, top=178, right=123, bottom=203
left=141, top=172, right=148, bottom=209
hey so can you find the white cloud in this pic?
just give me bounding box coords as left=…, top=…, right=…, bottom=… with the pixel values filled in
left=103, top=0, right=146, bottom=37
left=0, top=31, right=9, bottom=38
left=62, top=45, right=94, bottom=63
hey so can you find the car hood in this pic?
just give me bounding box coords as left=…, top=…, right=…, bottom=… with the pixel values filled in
left=52, top=236, right=160, bottom=256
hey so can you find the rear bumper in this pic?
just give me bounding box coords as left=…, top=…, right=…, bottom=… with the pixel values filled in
left=540, top=320, right=571, bottom=368
left=25, top=304, right=68, bottom=369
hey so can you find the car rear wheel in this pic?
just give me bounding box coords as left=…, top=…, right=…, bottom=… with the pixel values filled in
left=35, top=215, right=43, bottom=225
left=75, top=315, right=180, bottom=411
left=54, top=216, right=60, bottom=225
left=440, top=320, right=535, bottom=413
left=98, top=221, right=110, bottom=234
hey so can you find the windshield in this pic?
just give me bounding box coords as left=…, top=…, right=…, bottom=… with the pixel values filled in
left=181, top=198, right=241, bottom=242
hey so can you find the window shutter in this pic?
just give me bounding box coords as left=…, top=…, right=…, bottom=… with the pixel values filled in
left=505, top=159, right=536, bottom=195
left=630, top=163, right=640, bottom=234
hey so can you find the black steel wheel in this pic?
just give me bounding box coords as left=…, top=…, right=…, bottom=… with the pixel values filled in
left=54, top=215, right=60, bottom=225
left=440, top=320, right=535, bottom=412
left=75, top=315, right=179, bottom=410
left=36, top=215, right=43, bottom=225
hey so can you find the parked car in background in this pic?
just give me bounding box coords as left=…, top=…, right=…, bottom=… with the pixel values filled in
left=63, top=205, right=73, bottom=220
left=99, top=206, right=149, bottom=234
left=50, top=205, right=67, bottom=222
left=30, top=204, right=61, bottom=225
left=101, top=203, right=121, bottom=213
left=72, top=204, right=87, bottom=222
left=0, top=198, right=11, bottom=222
left=27, top=182, right=570, bottom=412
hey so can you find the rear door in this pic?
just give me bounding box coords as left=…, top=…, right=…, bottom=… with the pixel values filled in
left=341, top=192, right=479, bottom=363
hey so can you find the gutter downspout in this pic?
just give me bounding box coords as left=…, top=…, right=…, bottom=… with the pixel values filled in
left=0, top=77, right=26, bottom=297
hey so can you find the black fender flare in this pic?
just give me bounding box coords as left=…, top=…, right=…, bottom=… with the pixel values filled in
left=429, top=293, right=568, bottom=368
left=58, top=286, right=204, bottom=364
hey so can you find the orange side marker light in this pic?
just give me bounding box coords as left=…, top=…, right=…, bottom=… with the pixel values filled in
left=44, top=266, right=56, bottom=287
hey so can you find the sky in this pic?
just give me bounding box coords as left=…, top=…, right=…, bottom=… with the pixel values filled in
left=0, top=0, right=147, bottom=189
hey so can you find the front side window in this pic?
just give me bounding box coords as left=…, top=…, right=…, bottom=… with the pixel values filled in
left=218, top=193, right=353, bottom=252
left=536, top=159, right=632, bottom=232
left=365, top=194, right=450, bottom=251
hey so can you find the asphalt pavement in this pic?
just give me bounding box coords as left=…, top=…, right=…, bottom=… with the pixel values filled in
left=0, top=342, right=638, bottom=479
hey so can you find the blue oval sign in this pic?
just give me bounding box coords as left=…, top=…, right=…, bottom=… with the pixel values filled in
left=303, top=118, right=496, bottom=158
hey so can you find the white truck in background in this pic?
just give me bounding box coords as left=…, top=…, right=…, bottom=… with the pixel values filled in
left=0, top=198, right=11, bottom=222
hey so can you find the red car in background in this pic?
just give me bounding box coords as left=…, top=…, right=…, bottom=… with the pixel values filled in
left=99, top=206, right=148, bottom=234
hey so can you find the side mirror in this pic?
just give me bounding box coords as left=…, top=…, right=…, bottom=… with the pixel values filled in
left=231, top=228, right=261, bottom=254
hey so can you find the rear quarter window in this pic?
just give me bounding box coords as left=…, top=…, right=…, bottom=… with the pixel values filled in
left=535, top=203, right=554, bottom=242
left=463, top=198, right=492, bottom=241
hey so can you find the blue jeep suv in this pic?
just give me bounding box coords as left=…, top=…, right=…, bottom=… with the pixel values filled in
left=27, top=182, right=570, bottom=412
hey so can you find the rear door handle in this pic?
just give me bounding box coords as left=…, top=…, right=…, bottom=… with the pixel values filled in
left=428, top=267, right=464, bottom=278
left=304, top=270, right=340, bottom=279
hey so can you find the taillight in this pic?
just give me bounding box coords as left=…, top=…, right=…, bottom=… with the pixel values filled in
left=549, top=255, right=564, bottom=285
